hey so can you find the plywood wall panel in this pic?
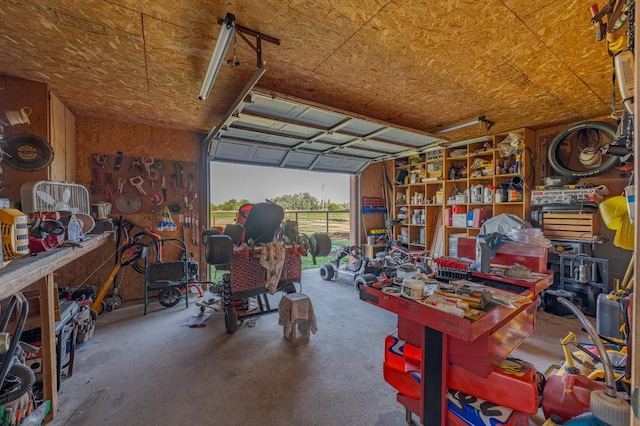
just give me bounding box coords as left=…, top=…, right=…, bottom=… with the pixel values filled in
left=65, top=106, right=76, bottom=181
left=0, top=75, right=51, bottom=205
left=360, top=161, right=389, bottom=240
left=73, top=115, right=205, bottom=301
left=48, top=91, right=67, bottom=182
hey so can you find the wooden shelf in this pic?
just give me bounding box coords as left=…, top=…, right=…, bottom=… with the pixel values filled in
left=392, top=129, right=534, bottom=258
left=0, top=233, right=111, bottom=421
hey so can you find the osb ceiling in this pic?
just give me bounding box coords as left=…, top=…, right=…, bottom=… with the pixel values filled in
left=0, top=0, right=618, bottom=169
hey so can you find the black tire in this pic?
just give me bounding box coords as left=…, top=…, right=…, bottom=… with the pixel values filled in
left=158, top=287, right=182, bottom=307
left=89, top=308, right=99, bottom=322
left=225, top=306, right=238, bottom=334
left=310, top=233, right=332, bottom=257
left=96, top=301, right=106, bottom=315
left=355, top=273, right=378, bottom=292
left=319, top=264, right=334, bottom=281
left=547, top=121, right=619, bottom=177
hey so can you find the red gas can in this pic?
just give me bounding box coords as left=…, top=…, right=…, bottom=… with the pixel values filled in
left=541, top=374, right=606, bottom=422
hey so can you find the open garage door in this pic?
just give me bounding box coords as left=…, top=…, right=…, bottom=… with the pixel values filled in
left=206, top=89, right=445, bottom=175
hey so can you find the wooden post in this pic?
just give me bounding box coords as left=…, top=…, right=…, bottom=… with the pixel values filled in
left=40, top=273, right=57, bottom=421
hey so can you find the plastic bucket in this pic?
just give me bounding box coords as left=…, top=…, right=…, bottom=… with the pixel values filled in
left=614, top=214, right=634, bottom=250
left=599, top=196, right=627, bottom=230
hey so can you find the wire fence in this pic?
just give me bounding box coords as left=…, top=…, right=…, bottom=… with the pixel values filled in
left=209, top=209, right=351, bottom=240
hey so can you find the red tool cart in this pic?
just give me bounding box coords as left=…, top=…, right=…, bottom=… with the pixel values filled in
left=360, top=270, right=553, bottom=425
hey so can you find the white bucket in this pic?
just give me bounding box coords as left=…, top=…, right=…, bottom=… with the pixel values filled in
left=625, top=185, right=635, bottom=224
left=401, top=278, right=424, bottom=300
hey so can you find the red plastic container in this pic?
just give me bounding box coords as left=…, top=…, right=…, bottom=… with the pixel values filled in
left=541, top=374, right=606, bottom=421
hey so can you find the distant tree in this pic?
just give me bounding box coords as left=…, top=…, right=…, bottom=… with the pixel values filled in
left=215, top=198, right=251, bottom=211
left=271, top=192, right=320, bottom=210
left=326, top=202, right=341, bottom=211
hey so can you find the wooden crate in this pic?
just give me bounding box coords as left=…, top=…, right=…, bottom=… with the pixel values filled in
left=542, top=212, right=600, bottom=239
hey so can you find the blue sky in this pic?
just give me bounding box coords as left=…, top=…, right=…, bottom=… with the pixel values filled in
left=210, top=162, right=351, bottom=205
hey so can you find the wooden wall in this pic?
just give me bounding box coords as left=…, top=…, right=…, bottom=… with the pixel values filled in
left=0, top=75, right=50, bottom=203
left=358, top=161, right=391, bottom=243
left=54, top=116, right=207, bottom=303
left=534, top=120, right=633, bottom=285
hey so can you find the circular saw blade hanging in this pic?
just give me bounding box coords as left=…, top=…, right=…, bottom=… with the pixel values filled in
left=1, top=134, right=55, bottom=171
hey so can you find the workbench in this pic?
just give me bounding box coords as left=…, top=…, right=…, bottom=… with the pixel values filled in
left=0, top=232, right=111, bottom=421
left=360, top=270, right=553, bottom=425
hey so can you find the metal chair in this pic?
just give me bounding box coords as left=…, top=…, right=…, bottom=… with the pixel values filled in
left=143, top=238, right=190, bottom=315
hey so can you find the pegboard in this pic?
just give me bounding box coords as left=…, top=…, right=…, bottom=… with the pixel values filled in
left=89, top=153, right=200, bottom=217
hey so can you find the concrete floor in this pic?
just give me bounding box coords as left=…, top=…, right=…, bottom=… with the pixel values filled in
left=47, top=269, right=590, bottom=426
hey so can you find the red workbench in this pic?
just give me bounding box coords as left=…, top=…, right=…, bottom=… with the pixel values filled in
left=360, top=271, right=553, bottom=425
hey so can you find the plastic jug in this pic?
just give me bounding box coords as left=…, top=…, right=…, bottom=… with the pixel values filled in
left=541, top=373, right=605, bottom=421
left=483, top=185, right=493, bottom=203
left=470, top=184, right=483, bottom=203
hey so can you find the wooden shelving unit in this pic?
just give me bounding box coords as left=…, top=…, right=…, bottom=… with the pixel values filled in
left=391, top=129, right=535, bottom=257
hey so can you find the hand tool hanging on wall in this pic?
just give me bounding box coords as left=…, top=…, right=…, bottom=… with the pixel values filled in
left=90, top=168, right=99, bottom=194
left=142, top=156, right=154, bottom=176
left=193, top=212, right=199, bottom=246
left=129, top=157, right=143, bottom=172
left=114, top=151, right=123, bottom=171
left=104, top=171, right=113, bottom=202
left=129, top=176, right=146, bottom=195
left=117, top=178, right=126, bottom=194
left=160, top=176, right=167, bottom=201
left=94, top=154, right=107, bottom=168
left=170, top=174, right=178, bottom=195
left=142, top=156, right=160, bottom=188
left=174, top=162, right=184, bottom=190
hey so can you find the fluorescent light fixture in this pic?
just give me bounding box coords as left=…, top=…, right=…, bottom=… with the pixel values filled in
left=445, top=135, right=491, bottom=148
left=435, top=115, right=495, bottom=134
left=199, top=13, right=236, bottom=101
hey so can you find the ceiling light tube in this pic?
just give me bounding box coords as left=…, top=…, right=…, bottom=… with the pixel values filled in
left=435, top=115, right=494, bottom=134
left=445, top=135, right=491, bottom=148
left=199, top=13, right=236, bottom=101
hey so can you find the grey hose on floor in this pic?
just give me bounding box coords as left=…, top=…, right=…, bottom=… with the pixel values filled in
left=558, top=297, right=617, bottom=398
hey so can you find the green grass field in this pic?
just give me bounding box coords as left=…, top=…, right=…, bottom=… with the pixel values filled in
left=209, top=210, right=350, bottom=240
left=301, top=238, right=349, bottom=270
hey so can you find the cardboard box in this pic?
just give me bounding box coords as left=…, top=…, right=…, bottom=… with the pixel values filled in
left=472, top=208, right=492, bottom=228
left=452, top=213, right=467, bottom=228
left=457, top=236, right=477, bottom=259
left=530, top=187, right=606, bottom=206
